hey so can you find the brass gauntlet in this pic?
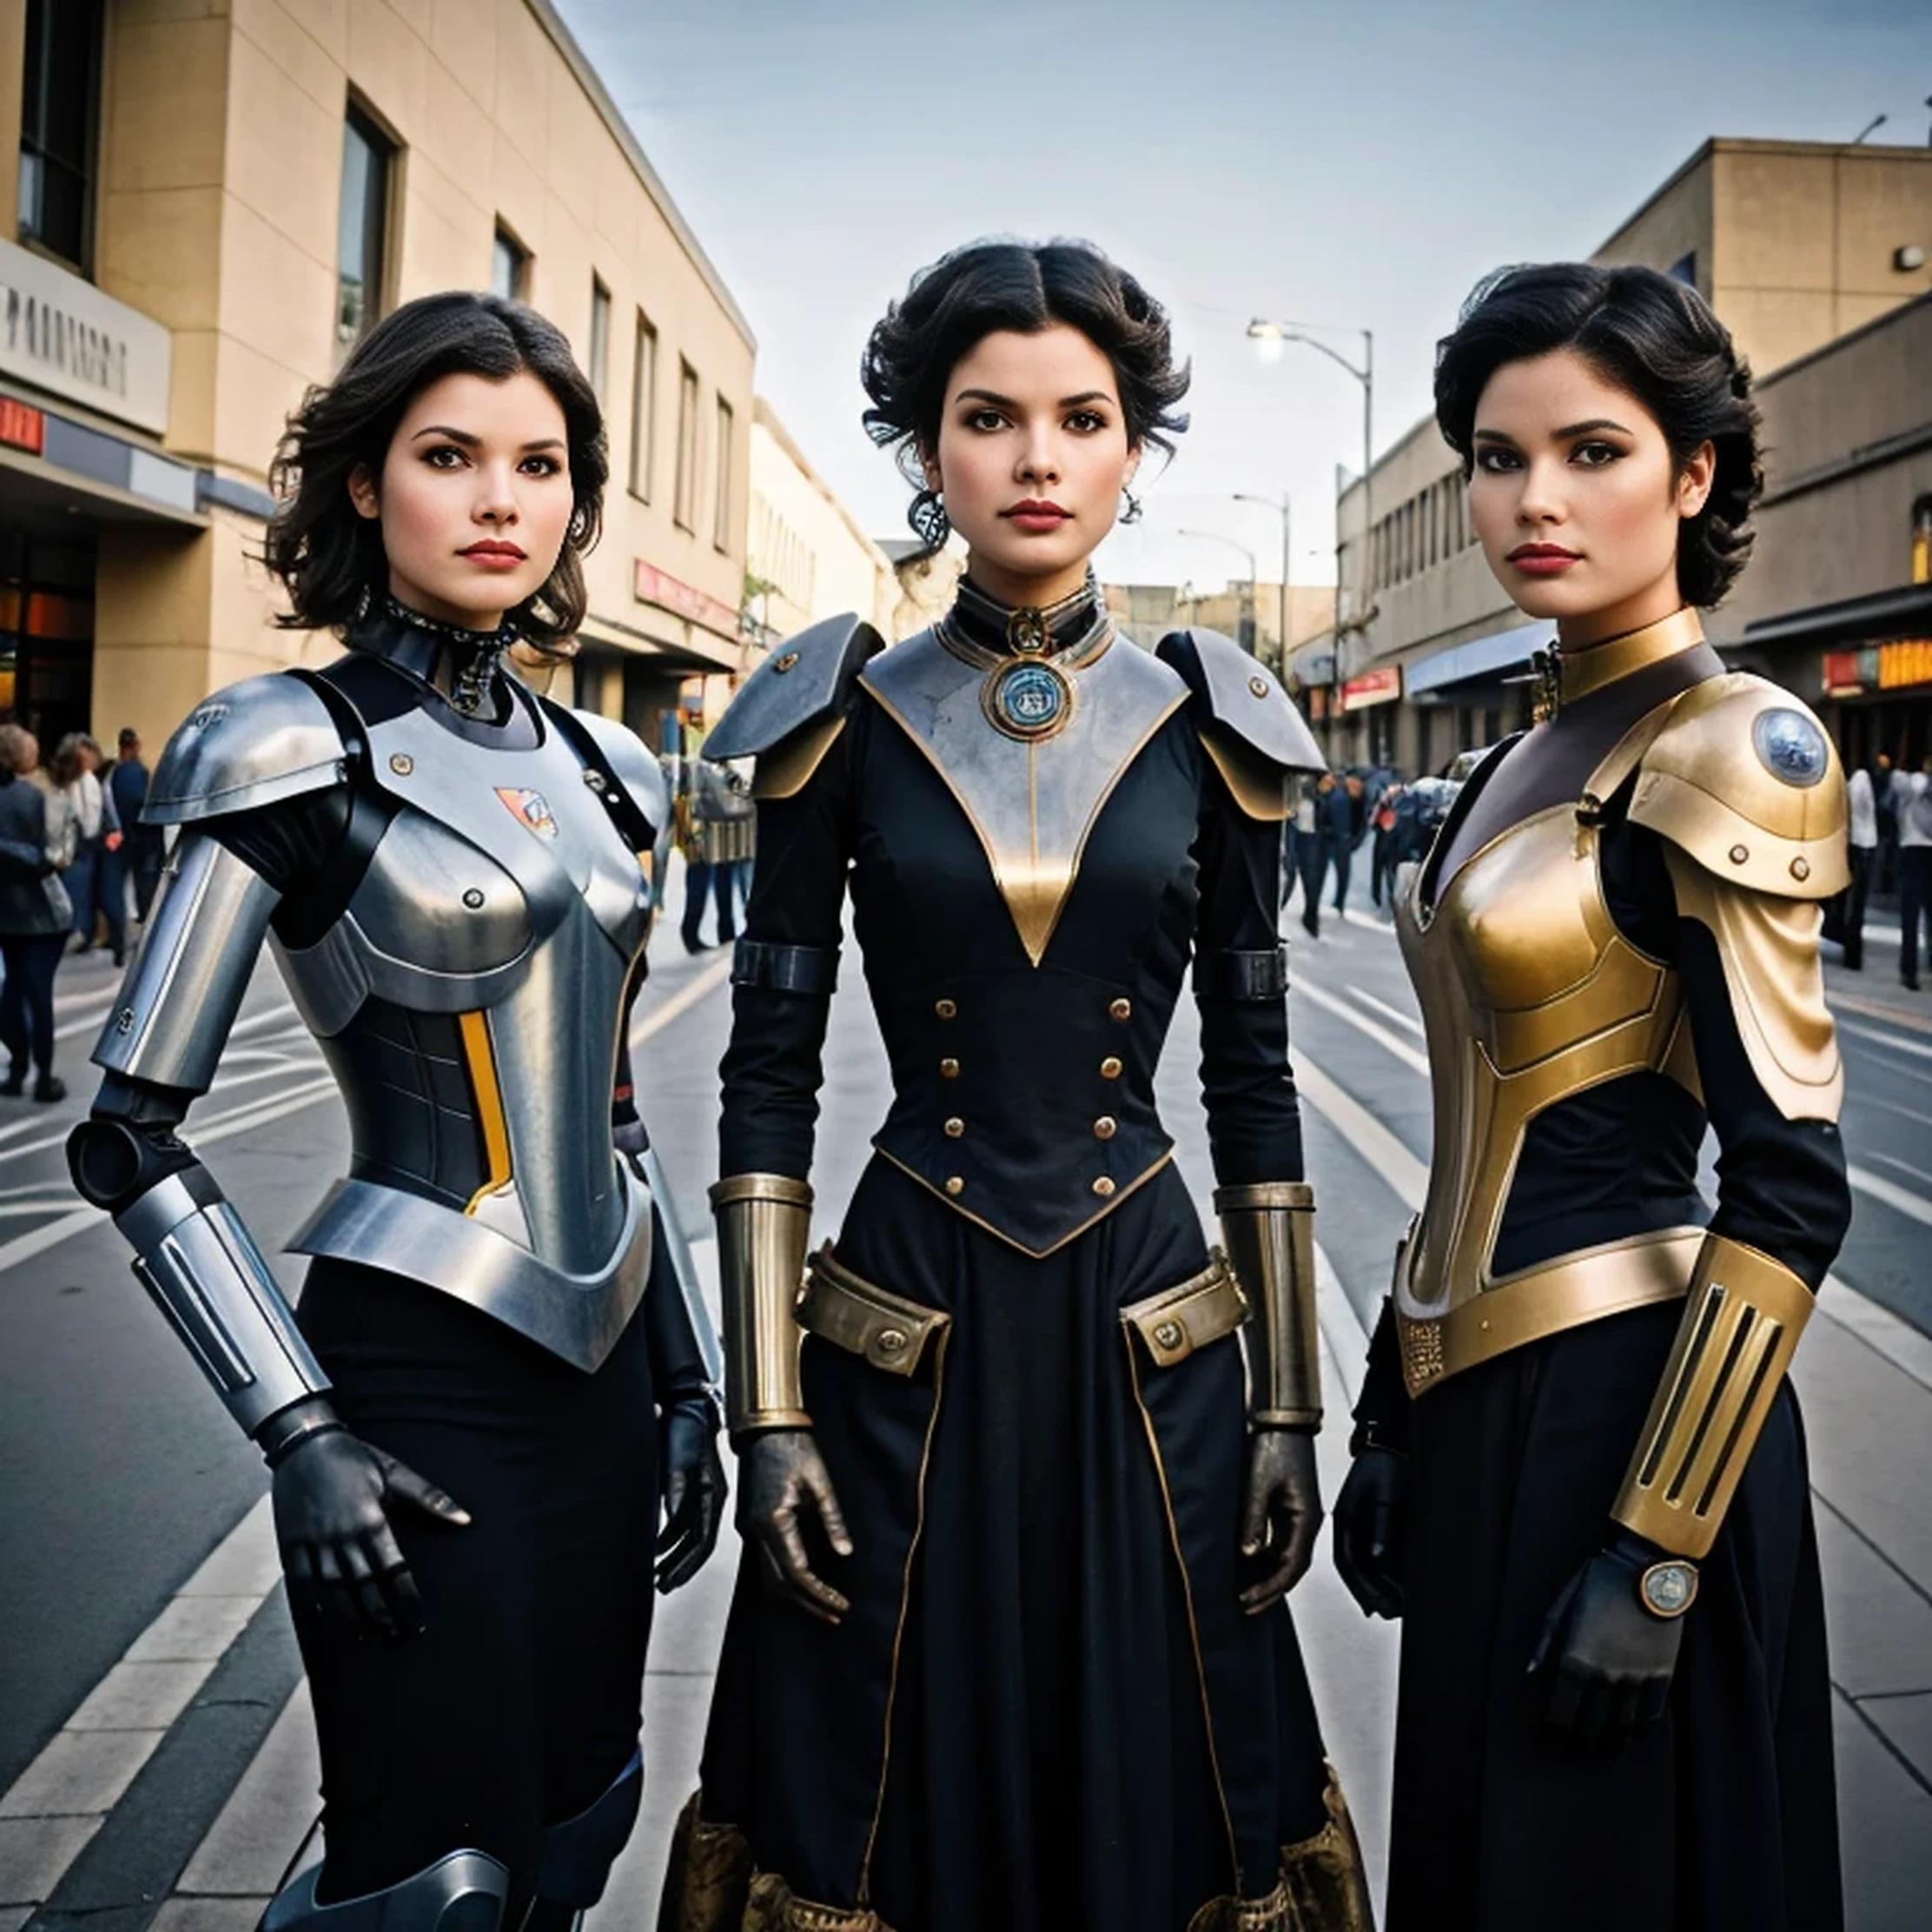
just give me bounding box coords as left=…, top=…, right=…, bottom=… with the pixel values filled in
left=709, top=1174, right=814, bottom=1434
left=1215, top=1181, right=1321, bottom=1427
left=1612, top=1234, right=1815, bottom=1558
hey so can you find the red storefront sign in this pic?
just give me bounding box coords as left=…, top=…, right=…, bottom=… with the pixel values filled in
left=633, top=559, right=739, bottom=639
left=1340, top=665, right=1401, bottom=711
left=0, top=396, right=44, bottom=454
left=1822, top=640, right=1932, bottom=694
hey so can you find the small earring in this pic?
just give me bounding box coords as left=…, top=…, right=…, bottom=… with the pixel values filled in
left=1119, top=488, right=1143, bottom=526
left=910, top=488, right=950, bottom=549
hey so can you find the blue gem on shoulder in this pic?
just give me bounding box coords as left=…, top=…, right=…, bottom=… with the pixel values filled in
left=1751, top=708, right=1829, bottom=789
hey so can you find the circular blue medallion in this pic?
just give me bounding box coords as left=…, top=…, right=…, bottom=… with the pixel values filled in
left=986, top=659, right=1072, bottom=740
left=1751, top=708, right=1829, bottom=789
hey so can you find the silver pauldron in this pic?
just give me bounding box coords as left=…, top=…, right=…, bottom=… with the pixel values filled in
left=116, top=1166, right=330, bottom=1433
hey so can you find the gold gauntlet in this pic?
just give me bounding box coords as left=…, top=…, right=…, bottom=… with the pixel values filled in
left=709, top=1173, right=813, bottom=1433
left=1612, top=1234, right=1814, bottom=1558
left=1215, top=1181, right=1321, bottom=1427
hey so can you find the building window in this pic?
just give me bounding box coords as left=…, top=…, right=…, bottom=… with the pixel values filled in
left=673, top=360, right=700, bottom=531
left=335, top=103, right=393, bottom=349
left=17, top=0, right=103, bottom=273
left=587, top=276, right=611, bottom=404
left=713, top=396, right=734, bottom=550
left=492, top=224, right=529, bottom=301
left=629, top=312, right=658, bottom=501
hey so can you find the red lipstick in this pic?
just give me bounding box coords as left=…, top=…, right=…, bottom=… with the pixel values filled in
left=1506, top=542, right=1581, bottom=578
left=1002, top=499, right=1070, bottom=534
left=460, top=539, right=526, bottom=572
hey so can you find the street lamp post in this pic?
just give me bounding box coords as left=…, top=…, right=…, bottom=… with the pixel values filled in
left=1244, top=319, right=1375, bottom=640
left=1234, top=491, right=1290, bottom=666
left=1177, top=528, right=1260, bottom=652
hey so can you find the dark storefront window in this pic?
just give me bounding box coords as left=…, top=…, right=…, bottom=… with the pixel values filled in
left=0, top=533, right=96, bottom=748
left=17, top=0, right=104, bottom=274
left=337, top=104, right=393, bottom=349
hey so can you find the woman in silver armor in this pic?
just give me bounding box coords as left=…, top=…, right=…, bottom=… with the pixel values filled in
left=65, top=292, right=726, bottom=1932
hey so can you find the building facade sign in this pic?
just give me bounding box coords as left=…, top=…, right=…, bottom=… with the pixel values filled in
left=634, top=558, right=739, bottom=641
left=1341, top=666, right=1401, bottom=711
left=0, top=396, right=44, bottom=453
left=1822, top=640, right=1932, bottom=695
left=0, top=241, right=171, bottom=436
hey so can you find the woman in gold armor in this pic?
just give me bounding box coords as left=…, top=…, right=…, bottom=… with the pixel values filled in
left=1333, top=264, right=1849, bottom=1929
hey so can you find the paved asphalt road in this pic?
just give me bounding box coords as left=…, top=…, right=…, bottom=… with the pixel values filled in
left=3, top=860, right=1929, bottom=1929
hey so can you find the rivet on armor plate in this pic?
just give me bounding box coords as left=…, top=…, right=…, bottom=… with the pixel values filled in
left=1100, top=1055, right=1123, bottom=1079
left=940, top=1057, right=960, bottom=1079
left=774, top=651, right=800, bottom=673
left=935, top=998, right=958, bottom=1020
left=462, top=888, right=486, bottom=910
left=943, top=1117, right=964, bottom=1138
left=389, top=752, right=414, bottom=777
left=116, top=1007, right=134, bottom=1035
left=877, top=1327, right=908, bottom=1356
left=1248, top=675, right=1269, bottom=698
left=1153, top=1320, right=1183, bottom=1351
left=1092, top=1175, right=1116, bottom=1197
left=1108, top=997, right=1132, bottom=1022
left=1093, top=1116, right=1117, bottom=1140
left=1729, top=844, right=1749, bottom=864
left=943, top=1175, right=964, bottom=1196
left=1790, top=857, right=1810, bottom=881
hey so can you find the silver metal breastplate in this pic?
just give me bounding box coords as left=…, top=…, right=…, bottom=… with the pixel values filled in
left=279, top=702, right=656, bottom=1372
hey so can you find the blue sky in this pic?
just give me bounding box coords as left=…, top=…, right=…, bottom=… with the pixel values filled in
left=555, top=0, right=1927, bottom=590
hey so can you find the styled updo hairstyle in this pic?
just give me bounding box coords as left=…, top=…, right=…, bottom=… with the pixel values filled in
left=861, top=238, right=1191, bottom=558
left=266, top=291, right=608, bottom=646
left=1433, top=263, right=1763, bottom=607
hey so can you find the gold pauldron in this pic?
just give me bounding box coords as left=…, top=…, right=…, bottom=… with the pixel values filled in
left=709, top=1173, right=813, bottom=1433
left=1612, top=1234, right=1815, bottom=1558
left=1214, top=1181, right=1320, bottom=1426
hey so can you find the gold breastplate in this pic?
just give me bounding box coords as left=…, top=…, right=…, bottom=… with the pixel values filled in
left=1391, top=797, right=1704, bottom=1396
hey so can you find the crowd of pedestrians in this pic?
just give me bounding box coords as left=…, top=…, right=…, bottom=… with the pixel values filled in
left=1829, top=749, right=1931, bottom=991
left=0, top=720, right=154, bottom=1102
left=1282, top=765, right=1456, bottom=936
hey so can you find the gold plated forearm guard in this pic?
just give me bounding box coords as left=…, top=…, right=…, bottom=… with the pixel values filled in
left=1215, top=1181, right=1321, bottom=1427
left=709, top=1173, right=813, bottom=1433
left=1612, top=1234, right=1815, bottom=1558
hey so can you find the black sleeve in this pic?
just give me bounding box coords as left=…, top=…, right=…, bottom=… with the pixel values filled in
left=1351, top=1301, right=1410, bottom=1446
left=1193, top=756, right=1305, bottom=1185
left=716, top=711, right=858, bottom=1181
left=206, top=787, right=350, bottom=901
left=1677, top=916, right=1850, bottom=1289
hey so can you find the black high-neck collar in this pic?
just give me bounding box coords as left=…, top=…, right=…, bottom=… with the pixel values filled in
left=347, top=596, right=519, bottom=718
left=940, top=571, right=1111, bottom=665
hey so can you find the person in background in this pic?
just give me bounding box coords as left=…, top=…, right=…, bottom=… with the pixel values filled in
left=1876, top=751, right=1899, bottom=897
left=1370, top=777, right=1404, bottom=910
left=1900, top=752, right=1932, bottom=993
left=1840, top=760, right=1878, bottom=971
left=63, top=734, right=124, bottom=962
left=0, top=724, right=70, bottom=1101
left=106, top=728, right=162, bottom=938
left=1316, top=770, right=1360, bottom=916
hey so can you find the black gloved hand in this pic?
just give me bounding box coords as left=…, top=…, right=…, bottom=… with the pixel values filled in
left=738, top=1426, right=852, bottom=1625
left=1238, top=1426, right=1323, bottom=1613
left=656, top=1398, right=727, bottom=1594
left=1531, top=1530, right=1686, bottom=1747
left=1332, top=1445, right=1407, bottom=1619
left=268, top=1412, right=470, bottom=1640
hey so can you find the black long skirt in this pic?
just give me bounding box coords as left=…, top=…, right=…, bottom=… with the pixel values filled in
left=1388, top=1300, right=1841, bottom=1931
left=691, top=1157, right=1333, bottom=1932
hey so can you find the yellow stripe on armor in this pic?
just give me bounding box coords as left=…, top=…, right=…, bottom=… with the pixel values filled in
left=459, top=1010, right=513, bottom=1213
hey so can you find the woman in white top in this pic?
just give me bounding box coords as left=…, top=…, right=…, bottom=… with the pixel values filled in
left=1841, top=764, right=1877, bottom=969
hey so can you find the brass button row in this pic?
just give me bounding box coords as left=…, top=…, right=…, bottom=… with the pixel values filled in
left=940, top=1057, right=960, bottom=1079
left=1100, top=1055, right=1122, bottom=1080
left=1109, top=997, right=1132, bottom=1022
left=935, top=998, right=958, bottom=1020
left=1092, top=1176, right=1116, bottom=1197
left=944, top=1175, right=964, bottom=1196
left=1094, top=1116, right=1117, bottom=1140
left=944, top=1117, right=964, bottom=1139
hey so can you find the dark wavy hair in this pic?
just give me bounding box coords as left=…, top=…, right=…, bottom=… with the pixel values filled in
left=1433, top=263, right=1762, bottom=607
left=266, top=291, right=607, bottom=646
left=861, top=238, right=1190, bottom=557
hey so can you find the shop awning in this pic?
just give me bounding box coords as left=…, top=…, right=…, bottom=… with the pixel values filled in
left=1741, top=581, right=1932, bottom=652
left=1404, top=618, right=1545, bottom=697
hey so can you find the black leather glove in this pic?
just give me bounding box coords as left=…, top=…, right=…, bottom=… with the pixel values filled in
left=738, top=1426, right=852, bottom=1625
left=1531, top=1529, right=1686, bottom=1747
left=656, top=1398, right=727, bottom=1594
left=1238, top=1426, right=1322, bottom=1613
left=1332, top=1444, right=1407, bottom=1619
left=266, top=1402, right=470, bottom=1640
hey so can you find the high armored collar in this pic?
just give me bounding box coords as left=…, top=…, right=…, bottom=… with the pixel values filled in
left=1532, top=606, right=1705, bottom=722
left=349, top=596, right=519, bottom=718
left=937, top=571, right=1114, bottom=671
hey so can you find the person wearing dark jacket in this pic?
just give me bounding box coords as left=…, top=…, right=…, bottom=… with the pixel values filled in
left=0, top=724, right=70, bottom=1101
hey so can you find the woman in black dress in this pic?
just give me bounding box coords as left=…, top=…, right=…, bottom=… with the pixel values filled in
left=658, top=240, right=1373, bottom=1932
left=1333, top=264, right=1850, bottom=1929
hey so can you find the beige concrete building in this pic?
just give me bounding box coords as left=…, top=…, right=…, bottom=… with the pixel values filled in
left=1314, top=136, right=1932, bottom=773
left=747, top=399, right=895, bottom=646
left=1106, top=579, right=1335, bottom=670
left=0, top=0, right=757, bottom=760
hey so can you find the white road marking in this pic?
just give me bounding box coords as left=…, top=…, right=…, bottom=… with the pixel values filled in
left=1838, top=1018, right=1932, bottom=1065
left=0, top=1499, right=277, bottom=1912
left=1341, top=909, right=1394, bottom=936
left=1296, top=977, right=1431, bottom=1077
left=1846, top=1162, right=1932, bottom=1231
left=1346, top=986, right=1425, bottom=1039
left=1295, top=1059, right=1427, bottom=1214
